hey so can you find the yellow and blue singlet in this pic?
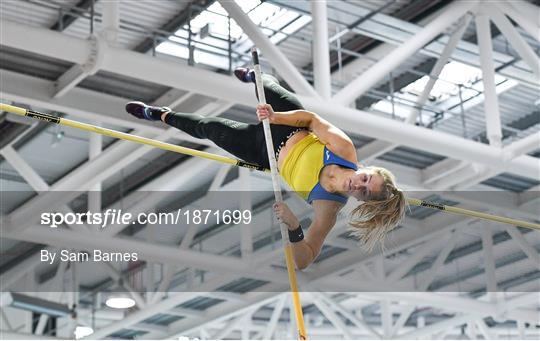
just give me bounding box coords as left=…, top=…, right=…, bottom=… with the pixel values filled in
left=280, top=133, right=358, bottom=204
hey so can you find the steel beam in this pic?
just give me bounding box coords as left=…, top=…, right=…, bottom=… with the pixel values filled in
left=165, top=289, right=283, bottom=339
left=306, top=224, right=531, bottom=319
left=261, top=296, right=286, bottom=340
left=0, top=146, right=49, bottom=190
left=211, top=314, right=249, bottom=340
left=422, top=159, right=468, bottom=185
left=358, top=13, right=471, bottom=163
left=310, top=214, right=534, bottom=294
left=428, top=163, right=484, bottom=190
left=0, top=309, right=12, bottom=332
left=1, top=22, right=538, bottom=179
left=481, top=228, right=498, bottom=296
left=167, top=307, right=205, bottom=318
left=487, top=4, right=540, bottom=79
left=182, top=322, right=540, bottom=339
left=322, top=290, right=539, bottom=324
left=517, top=320, right=526, bottom=339
left=0, top=69, right=221, bottom=148
left=387, top=234, right=450, bottom=282
left=272, top=0, right=537, bottom=87
left=500, top=292, right=540, bottom=312
left=34, top=263, right=66, bottom=335
left=398, top=313, right=477, bottom=339
left=317, top=292, right=380, bottom=338
left=0, top=69, right=164, bottom=135
left=54, top=65, right=91, bottom=99
left=405, top=14, right=473, bottom=125
left=310, top=293, right=353, bottom=339
left=497, top=2, right=540, bottom=40
left=356, top=139, right=396, bottom=162
left=505, top=227, right=540, bottom=270
left=475, top=11, right=503, bottom=147
left=310, top=0, right=332, bottom=99
left=332, top=1, right=478, bottom=105
left=509, top=0, right=540, bottom=25
left=152, top=89, right=192, bottom=109
left=217, top=0, right=318, bottom=97
left=101, top=0, right=119, bottom=45
left=503, top=132, right=540, bottom=159
left=298, top=95, right=539, bottom=179
left=476, top=319, right=496, bottom=340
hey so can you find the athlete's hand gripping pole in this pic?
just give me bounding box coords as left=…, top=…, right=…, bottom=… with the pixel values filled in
left=251, top=47, right=308, bottom=340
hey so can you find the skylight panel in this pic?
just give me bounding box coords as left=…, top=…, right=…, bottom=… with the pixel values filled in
left=236, top=0, right=261, bottom=13
left=369, top=60, right=518, bottom=121
left=268, top=9, right=298, bottom=29
left=206, top=1, right=227, bottom=15
left=371, top=100, right=412, bottom=119
left=247, top=2, right=281, bottom=26
left=270, top=32, right=287, bottom=44
left=155, top=42, right=189, bottom=59
left=440, top=62, right=482, bottom=88
left=282, top=15, right=312, bottom=34
left=156, top=0, right=310, bottom=69
left=190, top=7, right=222, bottom=32
left=183, top=2, right=244, bottom=40
left=168, top=30, right=189, bottom=43
left=402, top=61, right=482, bottom=102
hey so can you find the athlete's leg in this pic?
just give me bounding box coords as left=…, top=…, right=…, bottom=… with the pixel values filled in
left=126, top=101, right=269, bottom=167
left=235, top=68, right=305, bottom=112
left=260, top=74, right=305, bottom=112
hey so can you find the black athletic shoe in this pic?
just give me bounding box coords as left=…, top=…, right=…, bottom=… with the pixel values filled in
left=233, top=67, right=255, bottom=83
left=125, top=101, right=171, bottom=121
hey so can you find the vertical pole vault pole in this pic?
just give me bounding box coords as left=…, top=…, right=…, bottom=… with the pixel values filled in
left=251, top=47, right=308, bottom=340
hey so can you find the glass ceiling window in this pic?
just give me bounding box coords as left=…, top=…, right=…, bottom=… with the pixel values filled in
left=156, top=0, right=311, bottom=69
left=370, top=61, right=518, bottom=120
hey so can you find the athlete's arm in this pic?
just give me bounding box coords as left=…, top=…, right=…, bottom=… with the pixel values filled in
left=257, top=104, right=357, bottom=161
left=274, top=200, right=341, bottom=269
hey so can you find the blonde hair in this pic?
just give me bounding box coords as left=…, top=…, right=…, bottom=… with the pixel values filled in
left=348, top=166, right=406, bottom=251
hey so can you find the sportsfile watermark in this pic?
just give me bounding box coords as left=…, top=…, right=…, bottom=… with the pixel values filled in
left=2, top=190, right=538, bottom=293
left=40, top=209, right=252, bottom=228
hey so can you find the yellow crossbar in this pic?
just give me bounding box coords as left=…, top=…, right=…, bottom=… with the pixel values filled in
left=407, top=198, right=539, bottom=230
left=0, top=103, right=267, bottom=172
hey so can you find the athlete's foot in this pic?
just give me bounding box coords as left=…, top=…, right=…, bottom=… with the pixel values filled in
left=233, top=67, right=255, bottom=83
left=125, top=101, right=171, bottom=121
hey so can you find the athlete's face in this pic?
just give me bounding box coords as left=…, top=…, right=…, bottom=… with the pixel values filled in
left=345, top=169, right=384, bottom=201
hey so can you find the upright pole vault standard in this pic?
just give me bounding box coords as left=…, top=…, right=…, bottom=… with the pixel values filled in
left=0, top=103, right=538, bottom=231
left=251, top=47, right=308, bottom=340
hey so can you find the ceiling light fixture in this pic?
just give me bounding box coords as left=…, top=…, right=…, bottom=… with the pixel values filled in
left=105, top=296, right=135, bottom=309
left=74, top=326, right=94, bottom=339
